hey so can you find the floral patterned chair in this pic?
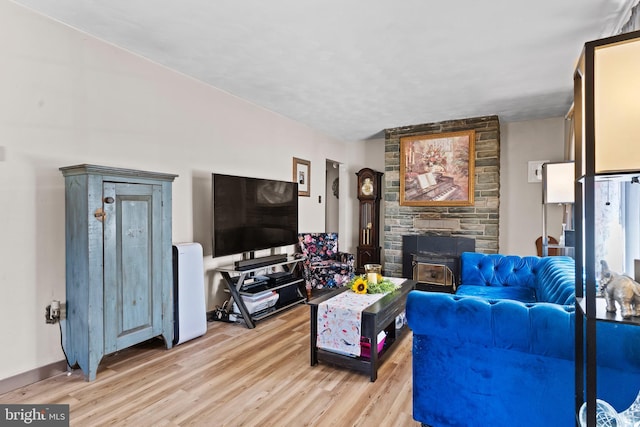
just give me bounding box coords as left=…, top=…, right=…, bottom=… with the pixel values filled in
left=295, top=232, right=355, bottom=297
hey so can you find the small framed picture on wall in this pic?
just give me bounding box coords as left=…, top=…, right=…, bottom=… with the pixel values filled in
left=293, top=157, right=311, bottom=197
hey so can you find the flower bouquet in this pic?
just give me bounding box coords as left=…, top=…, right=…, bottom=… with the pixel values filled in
left=350, top=274, right=397, bottom=295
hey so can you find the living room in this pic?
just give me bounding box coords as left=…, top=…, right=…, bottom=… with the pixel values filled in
left=2, top=0, right=639, bottom=425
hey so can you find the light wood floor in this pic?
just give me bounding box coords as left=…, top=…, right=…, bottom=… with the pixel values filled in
left=0, top=304, right=419, bottom=426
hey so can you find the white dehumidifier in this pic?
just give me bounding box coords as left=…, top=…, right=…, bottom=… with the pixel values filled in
left=172, top=243, right=207, bottom=345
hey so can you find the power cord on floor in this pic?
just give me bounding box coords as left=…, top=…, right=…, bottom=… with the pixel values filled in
left=58, top=320, right=76, bottom=375
left=208, top=300, right=236, bottom=323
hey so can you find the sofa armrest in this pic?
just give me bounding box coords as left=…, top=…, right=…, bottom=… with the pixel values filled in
left=534, top=256, right=575, bottom=304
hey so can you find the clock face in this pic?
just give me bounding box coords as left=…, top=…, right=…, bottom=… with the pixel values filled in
left=361, top=178, right=374, bottom=196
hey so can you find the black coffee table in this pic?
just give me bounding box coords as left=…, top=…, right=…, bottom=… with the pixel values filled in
left=308, top=279, right=416, bottom=381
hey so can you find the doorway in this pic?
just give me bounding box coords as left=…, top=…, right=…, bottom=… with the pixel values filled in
left=325, top=159, right=341, bottom=233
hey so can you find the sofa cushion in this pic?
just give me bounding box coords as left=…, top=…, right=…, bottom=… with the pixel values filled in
left=456, top=285, right=536, bottom=303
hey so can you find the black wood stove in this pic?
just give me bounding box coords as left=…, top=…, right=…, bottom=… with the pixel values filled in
left=402, top=235, right=475, bottom=293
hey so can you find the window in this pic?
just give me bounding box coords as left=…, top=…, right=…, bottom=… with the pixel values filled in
left=595, top=179, right=640, bottom=278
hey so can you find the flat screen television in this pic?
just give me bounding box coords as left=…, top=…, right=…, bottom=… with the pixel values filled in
left=212, top=173, right=299, bottom=258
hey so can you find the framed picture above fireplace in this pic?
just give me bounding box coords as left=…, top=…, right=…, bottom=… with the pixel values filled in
left=400, top=130, right=475, bottom=206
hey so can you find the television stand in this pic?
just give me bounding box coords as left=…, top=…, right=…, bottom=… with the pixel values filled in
left=215, top=256, right=306, bottom=328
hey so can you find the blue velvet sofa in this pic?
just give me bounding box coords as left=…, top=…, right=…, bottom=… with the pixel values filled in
left=406, top=252, right=640, bottom=427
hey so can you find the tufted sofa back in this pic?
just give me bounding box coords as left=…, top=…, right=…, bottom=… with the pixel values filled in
left=460, top=252, right=576, bottom=305
left=460, top=252, right=542, bottom=289
left=407, top=291, right=576, bottom=360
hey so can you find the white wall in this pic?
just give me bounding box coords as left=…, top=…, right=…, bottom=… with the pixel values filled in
left=499, top=117, right=567, bottom=255
left=0, top=1, right=365, bottom=381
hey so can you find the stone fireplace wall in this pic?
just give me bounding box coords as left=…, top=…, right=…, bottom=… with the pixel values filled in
left=383, top=115, right=500, bottom=277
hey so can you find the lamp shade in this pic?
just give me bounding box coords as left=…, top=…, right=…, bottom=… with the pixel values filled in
left=593, top=35, right=640, bottom=173
left=543, top=162, right=575, bottom=204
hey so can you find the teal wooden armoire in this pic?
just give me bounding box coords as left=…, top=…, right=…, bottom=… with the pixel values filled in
left=60, top=164, right=178, bottom=381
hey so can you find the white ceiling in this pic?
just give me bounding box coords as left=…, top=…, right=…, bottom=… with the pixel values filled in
left=11, top=0, right=637, bottom=141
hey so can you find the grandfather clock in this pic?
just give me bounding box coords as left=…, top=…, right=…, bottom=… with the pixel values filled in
left=356, top=168, right=384, bottom=274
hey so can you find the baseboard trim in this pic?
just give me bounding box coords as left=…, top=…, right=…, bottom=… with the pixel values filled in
left=0, top=360, right=68, bottom=395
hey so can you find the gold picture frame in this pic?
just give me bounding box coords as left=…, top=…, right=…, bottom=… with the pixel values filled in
left=400, top=130, right=475, bottom=206
left=293, top=157, right=311, bottom=197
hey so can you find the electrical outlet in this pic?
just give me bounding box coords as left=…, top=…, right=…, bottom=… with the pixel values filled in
left=45, top=305, right=55, bottom=324
left=50, top=300, right=60, bottom=320
left=45, top=300, right=62, bottom=324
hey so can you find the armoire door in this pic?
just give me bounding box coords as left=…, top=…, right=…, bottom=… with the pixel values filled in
left=103, top=181, right=164, bottom=353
